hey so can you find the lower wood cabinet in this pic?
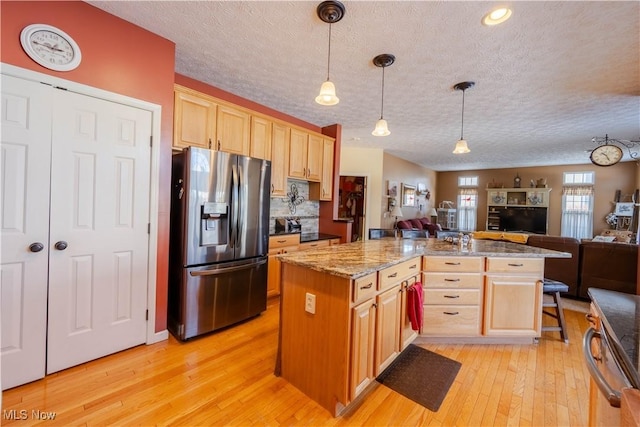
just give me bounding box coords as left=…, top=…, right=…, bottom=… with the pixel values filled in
left=375, top=284, right=402, bottom=376
left=483, top=257, right=543, bottom=337
left=350, top=297, right=376, bottom=399
left=267, top=234, right=300, bottom=297
left=422, top=256, right=484, bottom=336
left=399, top=276, right=419, bottom=350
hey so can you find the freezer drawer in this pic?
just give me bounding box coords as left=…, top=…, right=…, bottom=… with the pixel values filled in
left=170, top=257, right=267, bottom=340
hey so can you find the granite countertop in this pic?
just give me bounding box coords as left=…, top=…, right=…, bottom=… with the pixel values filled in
left=588, top=288, right=640, bottom=389
left=277, top=238, right=569, bottom=279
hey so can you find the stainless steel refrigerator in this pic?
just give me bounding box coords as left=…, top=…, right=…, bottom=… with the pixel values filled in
left=168, top=147, right=271, bottom=340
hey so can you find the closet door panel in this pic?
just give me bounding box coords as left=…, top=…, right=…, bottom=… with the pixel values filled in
left=0, top=75, right=52, bottom=390
left=47, top=90, right=151, bottom=374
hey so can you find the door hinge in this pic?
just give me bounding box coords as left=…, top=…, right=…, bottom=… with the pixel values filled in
left=53, top=86, right=68, bottom=91
left=145, top=309, right=149, bottom=321
left=148, top=223, right=151, bottom=234
left=150, top=135, right=153, bottom=147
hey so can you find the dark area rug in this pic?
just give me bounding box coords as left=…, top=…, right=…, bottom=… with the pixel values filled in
left=376, top=344, right=461, bottom=412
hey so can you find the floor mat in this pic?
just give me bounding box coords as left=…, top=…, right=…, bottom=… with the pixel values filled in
left=376, top=344, right=461, bottom=412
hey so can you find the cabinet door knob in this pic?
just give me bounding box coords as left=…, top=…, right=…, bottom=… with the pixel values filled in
left=29, top=242, right=44, bottom=253
left=54, top=241, right=68, bottom=251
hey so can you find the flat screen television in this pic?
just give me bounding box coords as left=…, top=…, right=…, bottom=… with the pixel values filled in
left=499, top=206, right=547, bottom=234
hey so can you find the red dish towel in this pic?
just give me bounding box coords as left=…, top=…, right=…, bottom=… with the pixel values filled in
left=407, top=282, right=424, bottom=333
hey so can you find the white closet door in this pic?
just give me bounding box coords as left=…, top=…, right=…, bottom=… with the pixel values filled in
left=46, top=90, right=152, bottom=373
left=0, top=76, right=52, bottom=390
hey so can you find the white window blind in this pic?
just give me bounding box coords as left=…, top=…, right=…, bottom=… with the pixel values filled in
left=457, top=188, right=478, bottom=231
left=561, top=185, right=594, bottom=239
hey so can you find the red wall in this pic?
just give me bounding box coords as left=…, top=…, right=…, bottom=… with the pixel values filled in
left=1, top=1, right=176, bottom=333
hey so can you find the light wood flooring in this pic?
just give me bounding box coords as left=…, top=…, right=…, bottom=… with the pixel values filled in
left=2, top=297, right=591, bottom=426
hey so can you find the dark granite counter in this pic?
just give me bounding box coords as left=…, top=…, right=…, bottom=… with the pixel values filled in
left=588, top=288, right=640, bottom=389
left=269, top=231, right=340, bottom=243
left=278, top=237, right=568, bottom=279
left=300, top=232, right=340, bottom=243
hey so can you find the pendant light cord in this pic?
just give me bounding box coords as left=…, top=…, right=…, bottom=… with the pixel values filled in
left=326, top=24, right=332, bottom=80
left=380, top=66, right=385, bottom=119
left=460, top=88, right=465, bottom=140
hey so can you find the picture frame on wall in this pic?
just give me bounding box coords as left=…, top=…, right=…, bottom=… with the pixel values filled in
left=388, top=180, right=398, bottom=198
left=614, top=202, right=634, bottom=217
left=401, top=183, right=416, bottom=207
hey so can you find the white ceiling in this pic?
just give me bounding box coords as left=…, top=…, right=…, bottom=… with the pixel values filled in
left=88, top=0, right=640, bottom=171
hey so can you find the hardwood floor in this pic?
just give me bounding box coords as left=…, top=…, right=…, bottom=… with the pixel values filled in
left=1, top=298, right=591, bottom=426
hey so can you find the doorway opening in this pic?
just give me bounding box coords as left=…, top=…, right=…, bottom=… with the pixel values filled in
left=339, top=176, right=366, bottom=241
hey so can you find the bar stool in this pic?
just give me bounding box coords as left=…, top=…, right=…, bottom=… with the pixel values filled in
left=541, top=279, right=569, bottom=343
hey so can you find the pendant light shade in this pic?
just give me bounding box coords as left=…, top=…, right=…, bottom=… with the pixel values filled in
left=452, top=81, right=475, bottom=154
left=315, top=80, right=339, bottom=105
left=453, top=139, right=470, bottom=154
left=315, top=1, right=345, bottom=106
left=372, top=119, right=390, bottom=137
left=372, top=53, right=395, bottom=137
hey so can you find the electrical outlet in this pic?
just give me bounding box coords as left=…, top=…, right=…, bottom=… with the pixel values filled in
left=305, top=292, right=316, bottom=314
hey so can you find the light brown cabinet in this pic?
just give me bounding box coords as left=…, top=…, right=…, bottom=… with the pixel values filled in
left=216, top=104, right=250, bottom=155
left=309, top=137, right=335, bottom=201
left=288, top=128, right=323, bottom=182
left=374, top=258, right=421, bottom=375
left=350, top=272, right=377, bottom=399
left=375, top=284, right=402, bottom=375
left=270, top=123, right=289, bottom=197
left=173, top=87, right=217, bottom=150
left=288, top=128, right=309, bottom=179
left=249, top=115, right=271, bottom=160
left=483, top=257, right=543, bottom=337
left=267, top=234, right=300, bottom=298
left=399, top=276, right=419, bottom=350
left=173, top=85, right=335, bottom=202
left=422, top=256, right=484, bottom=336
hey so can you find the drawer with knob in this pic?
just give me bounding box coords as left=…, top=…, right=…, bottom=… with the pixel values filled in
left=422, top=305, right=481, bottom=335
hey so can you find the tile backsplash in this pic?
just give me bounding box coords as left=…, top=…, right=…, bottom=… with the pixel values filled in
left=269, top=180, right=319, bottom=234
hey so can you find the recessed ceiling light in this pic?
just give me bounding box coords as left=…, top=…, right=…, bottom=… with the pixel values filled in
left=482, top=7, right=512, bottom=26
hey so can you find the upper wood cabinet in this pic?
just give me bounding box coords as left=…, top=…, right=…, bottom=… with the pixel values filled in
left=288, top=128, right=308, bottom=179
left=173, top=88, right=217, bottom=150
left=250, top=115, right=272, bottom=160
left=216, top=104, right=250, bottom=155
left=306, top=134, right=323, bottom=182
left=288, top=129, right=323, bottom=182
left=173, top=85, right=335, bottom=197
left=270, top=122, right=289, bottom=197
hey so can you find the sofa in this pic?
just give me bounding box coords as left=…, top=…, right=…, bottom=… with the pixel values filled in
left=526, top=235, right=581, bottom=298
left=526, top=235, right=638, bottom=299
left=397, top=217, right=442, bottom=237
left=578, top=241, right=638, bottom=299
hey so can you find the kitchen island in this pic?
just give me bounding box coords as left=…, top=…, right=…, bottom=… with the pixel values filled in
left=276, top=238, right=569, bottom=416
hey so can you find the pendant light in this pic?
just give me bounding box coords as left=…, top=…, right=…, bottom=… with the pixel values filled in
left=452, top=81, right=475, bottom=154
left=315, top=1, right=345, bottom=106
left=372, top=53, right=395, bottom=137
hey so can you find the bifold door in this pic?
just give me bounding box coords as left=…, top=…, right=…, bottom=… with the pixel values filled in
left=1, top=74, right=152, bottom=389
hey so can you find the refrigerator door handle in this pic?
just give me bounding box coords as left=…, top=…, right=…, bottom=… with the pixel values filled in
left=230, top=163, right=239, bottom=248
left=237, top=162, right=244, bottom=249
left=189, top=258, right=267, bottom=276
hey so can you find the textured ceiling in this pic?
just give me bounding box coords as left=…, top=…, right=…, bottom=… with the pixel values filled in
left=88, top=1, right=640, bottom=171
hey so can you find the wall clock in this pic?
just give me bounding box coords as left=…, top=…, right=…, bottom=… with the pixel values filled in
left=590, top=144, right=623, bottom=167
left=20, top=24, right=82, bottom=72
